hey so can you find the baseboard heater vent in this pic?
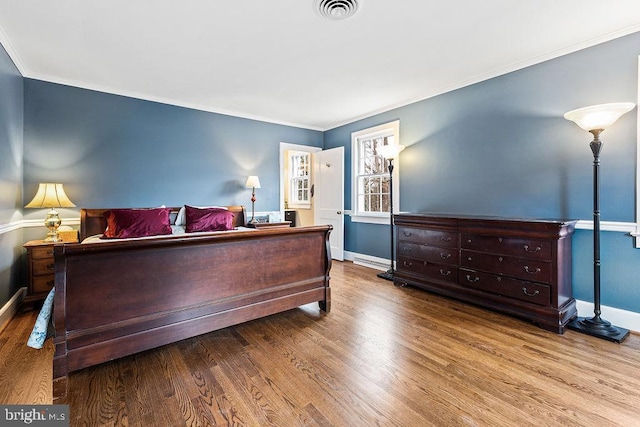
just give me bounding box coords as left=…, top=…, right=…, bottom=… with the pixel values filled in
left=352, top=256, right=388, bottom=271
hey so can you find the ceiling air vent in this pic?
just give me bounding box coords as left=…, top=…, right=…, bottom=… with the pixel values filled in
left=315, top=0, right=361, bottom=20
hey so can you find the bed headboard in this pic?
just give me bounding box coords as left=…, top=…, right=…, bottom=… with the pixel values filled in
left=79, top=205, right=247, bottom=241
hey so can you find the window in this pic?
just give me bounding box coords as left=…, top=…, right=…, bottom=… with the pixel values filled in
left=289, top=151, right=311, bottom=208
left=351, top=120, right=400, bottom=224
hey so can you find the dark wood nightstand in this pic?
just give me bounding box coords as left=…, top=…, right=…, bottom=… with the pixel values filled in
left=246, top=221, right=292, bottom=229
left=23, top=240, right=58, bottom=309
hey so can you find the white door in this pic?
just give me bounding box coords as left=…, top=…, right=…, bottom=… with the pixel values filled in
left=314, top=147, right=344, bottom=261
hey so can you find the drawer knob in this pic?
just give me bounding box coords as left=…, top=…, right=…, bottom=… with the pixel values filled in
left=524, top=266, right=541, bottom=275
left=440, top=236, right=451, bottom=242
left=465, top=274, right=479, bottom=283
left=403, top=231, right=412, bottom=237
left=46, top=263, right=55, bottom=270
left=522, top=287, right=540, bottom=297
left=403, top=261, right=413, bottom=267
left=440, top=253, right=451, bottom=260
left=439, top=269, right=451, bottom=276
left=498, top=257, right=503, bottom=262
left=524, top=245, right=541, bottom=253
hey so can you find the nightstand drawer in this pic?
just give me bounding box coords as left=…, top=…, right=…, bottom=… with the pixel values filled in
left=32, top=258, right=56, bottom=275
left=30, top=245, right=55, bottom=259
left=32, top=274, right=55, bottom=294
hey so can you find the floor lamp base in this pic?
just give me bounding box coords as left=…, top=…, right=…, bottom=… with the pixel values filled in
left=377, top=269, right=394, bottom=281
left=567, top=316, right=630, bottom=343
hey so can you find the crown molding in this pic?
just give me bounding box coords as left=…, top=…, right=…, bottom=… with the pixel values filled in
left=0, top=22, right=27, bottom=75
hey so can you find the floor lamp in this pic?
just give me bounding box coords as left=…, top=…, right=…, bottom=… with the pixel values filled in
left=377, top=143, right=405, bottom=281
left=564, top=102, right=635, bottom=343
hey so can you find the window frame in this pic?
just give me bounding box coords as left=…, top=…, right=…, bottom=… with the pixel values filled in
left=351, top=120, right=401, bottom=225
left=287, top=150, right=312, bottom=209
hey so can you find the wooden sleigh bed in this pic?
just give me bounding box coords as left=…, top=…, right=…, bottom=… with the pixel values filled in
left=52, top=206, right=332, bottom=402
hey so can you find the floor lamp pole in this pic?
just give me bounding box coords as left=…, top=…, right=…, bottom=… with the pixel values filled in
left=567, top=129, right=629, bottom=342
left=378, top=158, right=396, bottom=281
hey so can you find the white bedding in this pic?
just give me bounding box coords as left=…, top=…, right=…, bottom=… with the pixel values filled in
left=82, top=225, right=255, bottom=243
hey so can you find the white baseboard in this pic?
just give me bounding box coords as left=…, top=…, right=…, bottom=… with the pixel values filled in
left=345, top=251, right=639, bottom=333
left=0, top=287, right=26, bottom=334
left=344, top=251, right=390, bottom=271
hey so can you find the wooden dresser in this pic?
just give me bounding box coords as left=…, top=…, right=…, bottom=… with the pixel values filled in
left=393, top=214, right=577, bottom=333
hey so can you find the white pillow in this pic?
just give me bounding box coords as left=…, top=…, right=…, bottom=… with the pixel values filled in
left=174, top=205, right=227, bottom=226
left=170, top=224, right=186, bottom=234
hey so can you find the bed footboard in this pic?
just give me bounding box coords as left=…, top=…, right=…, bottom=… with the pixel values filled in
left=53, top=225, right=332, bottom=402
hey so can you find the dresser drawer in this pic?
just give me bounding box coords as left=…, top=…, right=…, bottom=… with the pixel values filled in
left=461, top=250, right=551, bottom=283
left=461, top=233, right=551, bottom=261
left=459, top=269, right=551, bottom=306
left=398, top=227, right=458, bottom=248
left=397, top=256, right=458, bottom=283
left=398, top=242, right=459, bottom=265
left=32, top=258, right=56, bottom=276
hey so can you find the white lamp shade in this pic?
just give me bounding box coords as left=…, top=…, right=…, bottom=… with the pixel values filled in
left=378, top=143, right=406, bottom=160
left=564, top=102, right=635, bottom=131
left=25, top=183, right=76, bottom=208
left=245, top=176, right=261, bottom=189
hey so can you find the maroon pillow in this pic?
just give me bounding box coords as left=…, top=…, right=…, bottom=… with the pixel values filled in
left=102, top=208, right=172, bottom=239
left=185, top=205, right=235, bottom=232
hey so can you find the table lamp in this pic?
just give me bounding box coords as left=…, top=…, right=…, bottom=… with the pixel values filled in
left=25, top=183, right=76, bottom=242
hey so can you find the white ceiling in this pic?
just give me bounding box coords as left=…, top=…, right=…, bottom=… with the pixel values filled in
left=0, top=1, right=639, bottom=131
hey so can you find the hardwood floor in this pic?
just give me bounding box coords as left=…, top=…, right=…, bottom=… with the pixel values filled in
left=2, top=261, right=640, bottom=426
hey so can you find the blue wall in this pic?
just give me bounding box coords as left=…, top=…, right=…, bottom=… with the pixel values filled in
left=0, top=41, right=24, bottom=305
left=324, top=31, right=640, bottom=312
left=23, top=80, right=323, bottom=220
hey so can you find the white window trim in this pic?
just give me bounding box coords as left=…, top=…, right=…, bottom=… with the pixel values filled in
left=288, top=151, right=312, bottom=209
left=279, top=143, right=321, bottom=214
left=351, top=120, right=401, bottom=225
